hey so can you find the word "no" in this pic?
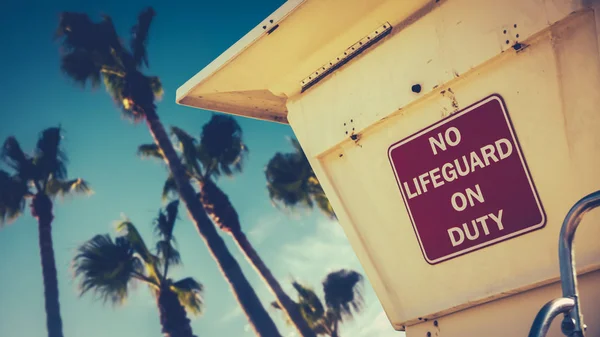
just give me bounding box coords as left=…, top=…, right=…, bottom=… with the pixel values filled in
left=429, top=127, right=461, bottom=155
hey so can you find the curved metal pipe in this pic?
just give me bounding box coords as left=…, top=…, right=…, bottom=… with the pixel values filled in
left=528, top=297, right=575, bottom=337
left=559, top=190, right=600, bottom=335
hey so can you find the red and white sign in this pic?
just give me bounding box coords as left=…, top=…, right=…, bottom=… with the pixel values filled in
left=388, top=94, right=545, bottom=264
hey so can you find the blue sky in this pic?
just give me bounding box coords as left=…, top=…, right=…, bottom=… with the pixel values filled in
left=0, top=1, right=400, bottom=336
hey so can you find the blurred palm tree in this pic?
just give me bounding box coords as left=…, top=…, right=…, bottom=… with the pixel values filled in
left=265, top=138, right=336, bottom=219
left=138, top=115, right=317, bottom=337
left=0, top=127, right=91, bottom=337
left=272, top=269, right=364, bottom=337
left=73, top=200, right=201, bottom=337
left=55, top=8, right=280, bottom=336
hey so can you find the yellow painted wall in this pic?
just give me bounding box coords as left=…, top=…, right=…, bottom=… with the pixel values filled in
left=286, top=1, right=600, bottom=335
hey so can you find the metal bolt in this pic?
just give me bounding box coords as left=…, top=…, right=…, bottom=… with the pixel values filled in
left=561, top=316, right=576, bottom=335
left=433, top=320, right=438, bottom=327
left=427, top=332, right=431, bottom=337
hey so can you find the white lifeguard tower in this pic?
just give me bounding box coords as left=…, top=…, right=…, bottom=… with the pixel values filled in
left=176, top=1, right=600, bottom=336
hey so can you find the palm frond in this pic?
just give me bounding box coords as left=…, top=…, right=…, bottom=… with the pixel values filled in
left=311, top=186, right=336, bottom=220
left=137, top=143, right=163, bottom=160
left=199, top=114, right=248, bottom=178
left=265, top=152, right=314, bottom=209
left=322, top=269, right=364, bottom=321
left=115, top=220, right=156, bottom=266
left=56, top=12, right=98, bottom=51
left=149, top=76, right=163, bottom=100
left=1, top=137, right=34, bottom=178
left=153, top=199, right=179, bottom=241
left=170, top=126, right=201, bottom=177
left=0, top=170, right=29, bottom=225
left=34, top=127, right=68, bottom=181
left=103, top=71, right=126, bottom=107
left=265, top=139, right=337, bottom=219
left=46, top=177, right=92, bottom=198
left=72, top=234, right=144, bottom=305
left=164, top=199, right=179, bottom=235
left=155, top=240, right=181, bottom=269
left=195, top=144, right=216, bottom=177
left=97, top=15, right=130, bottom=69
left=56, top=12, right=125, bottom=71
left=290, top=137, right=305, bottom=156
left=130, top=7, right=155, bottom=68
left=292, top=281, right=325, bottom=322
left=162, top=175, right=179, bottom=201
left=171, top=277, right=204, bottom=316
left=60, top=49, right=102, bottom=88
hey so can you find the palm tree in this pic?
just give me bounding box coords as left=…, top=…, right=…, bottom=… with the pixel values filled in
left=138, top=115, right=317, bottom=337
left=0, top=127, right=91, bottom=337
left=265, top=138, right=336, bottom=219
left=272, top=269, right=364, bottom=337
left=55, top=8, right=280, bottom=336
left=73, top=201, right=201, bottom=337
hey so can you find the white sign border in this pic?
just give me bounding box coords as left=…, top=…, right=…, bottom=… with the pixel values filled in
left=387, top=94, right=546, bottom=265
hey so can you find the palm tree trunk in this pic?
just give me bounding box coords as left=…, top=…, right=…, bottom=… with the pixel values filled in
left=233, top=230, right=318, bottom=337
left=156, top=287, right=196, bottom=337
left=31, top=193, right=64, bottom=337
left=199, top=179, right=317, bottom=337
left=144, top=110, right=281, bottom=337
left=331, top=320, right=339, bottom=337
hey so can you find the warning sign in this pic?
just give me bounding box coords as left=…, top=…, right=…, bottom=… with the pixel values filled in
left=388, top=94, right=545, bottom=264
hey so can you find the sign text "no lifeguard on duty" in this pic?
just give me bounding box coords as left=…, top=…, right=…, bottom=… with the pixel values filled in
left=388, top=95, right=545, bottom=264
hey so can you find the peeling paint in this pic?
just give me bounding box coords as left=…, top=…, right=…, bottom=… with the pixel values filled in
left=440, top=88, right=460, bottom=117
left=448, top=88, right=459, bottom=111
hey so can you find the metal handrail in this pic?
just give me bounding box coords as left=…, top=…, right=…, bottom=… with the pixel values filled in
left=528, top=190, right=600, bottom=337
left=528, top=297, right=575, bottom=337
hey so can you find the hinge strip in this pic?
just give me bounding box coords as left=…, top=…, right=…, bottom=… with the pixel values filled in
left=300, top=22, right=392, bottom=93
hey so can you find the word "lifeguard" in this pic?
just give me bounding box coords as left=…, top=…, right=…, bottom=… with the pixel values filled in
left=403, top=127, right=513, bottom=199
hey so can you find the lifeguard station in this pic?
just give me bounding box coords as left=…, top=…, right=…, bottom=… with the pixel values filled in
left=176, top=1, right=600, bottom=336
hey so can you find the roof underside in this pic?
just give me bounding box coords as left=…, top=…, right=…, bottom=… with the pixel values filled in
left=176, top=0, right=431, bottom=124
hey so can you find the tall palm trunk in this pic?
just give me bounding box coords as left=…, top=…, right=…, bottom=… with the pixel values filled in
left=144, top=110, right=281, bottom=337
left=31, top=193, right=64, bottom=337
left=156, top=287, right=196, bottom=337
left=331, top=320, right=339, bottom=337
left=199, top=179, right=317, bottom=337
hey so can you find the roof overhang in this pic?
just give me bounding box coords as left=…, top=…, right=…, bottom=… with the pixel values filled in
left=176, top=0, right=431, bottom=124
